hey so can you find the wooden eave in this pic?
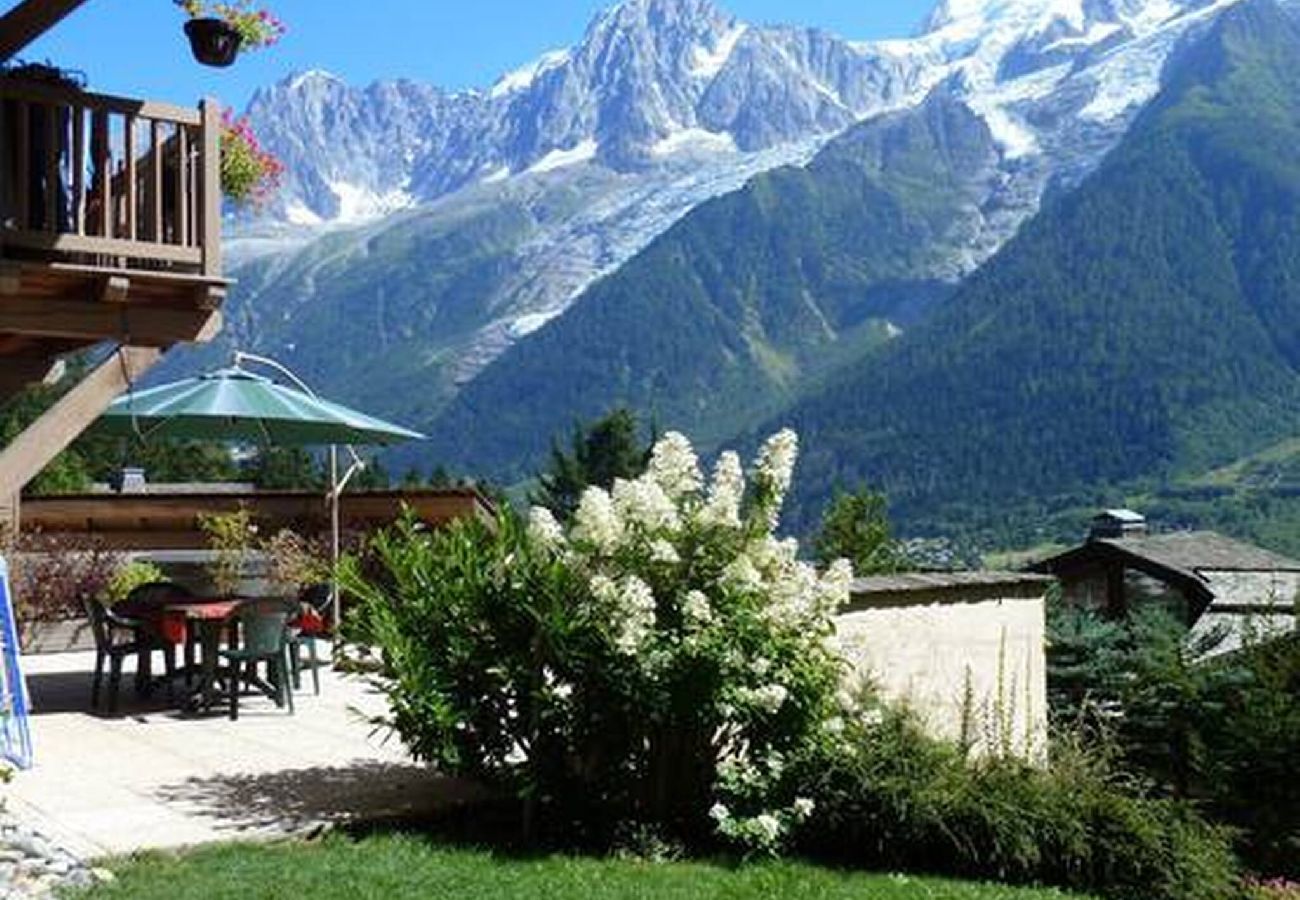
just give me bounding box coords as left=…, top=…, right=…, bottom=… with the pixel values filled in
left=1030, top=541, right=1217, bottom=613
left=0, top=261, right=226, bottom=348
left=0, top=0, right=89, bottom=61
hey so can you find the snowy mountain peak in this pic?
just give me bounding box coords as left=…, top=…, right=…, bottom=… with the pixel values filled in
left=284, top=68, right=345, bottom=91
left=241, top=0, right=1246, bottom=231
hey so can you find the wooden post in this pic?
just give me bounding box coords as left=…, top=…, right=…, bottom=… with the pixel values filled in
left=1105, top=564, right=1126, bottom=619
left=0, top=345, right=160, bottom=502
left=198, top=98, right=222, bottom=276
left=0, top=493, right=18, bottom=542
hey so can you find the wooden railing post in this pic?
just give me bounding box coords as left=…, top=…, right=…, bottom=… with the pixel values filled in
left=199, top=98, right=222, bottom=277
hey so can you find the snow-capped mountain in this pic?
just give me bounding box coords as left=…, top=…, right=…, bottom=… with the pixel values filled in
left=202, top=0, right=1253, bottom=440
left=241, top=0, right=937, bottom=227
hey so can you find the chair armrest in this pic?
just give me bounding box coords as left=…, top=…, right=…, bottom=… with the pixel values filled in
left=104, top=609, right=144, bottom=631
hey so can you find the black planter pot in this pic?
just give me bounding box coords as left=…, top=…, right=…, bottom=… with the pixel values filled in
left=184, top=18, right=243, bottom=68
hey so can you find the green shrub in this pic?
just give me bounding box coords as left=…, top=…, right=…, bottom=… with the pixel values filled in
left=102, top=560, right=166, bottom=605
left=789, top=711, right=1241, bottom=900
left=1048, top=605, right=1300, bottom=877
left=341, top=430, right=852, bottom=851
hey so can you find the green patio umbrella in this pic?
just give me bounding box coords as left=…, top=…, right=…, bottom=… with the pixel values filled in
left=98, top=367, right=425, bottom=446
left=98, top=356, right=426, bottom=629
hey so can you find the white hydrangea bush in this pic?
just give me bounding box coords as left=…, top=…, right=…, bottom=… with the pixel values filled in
left=531, top=428, right=855, bottom=853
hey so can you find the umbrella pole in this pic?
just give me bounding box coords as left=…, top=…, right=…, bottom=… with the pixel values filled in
left=330, top=443, right=341, bottom=653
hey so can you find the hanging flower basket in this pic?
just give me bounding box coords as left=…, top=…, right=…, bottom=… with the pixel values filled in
left=176, top=1, right=285, bottom=68
left=220, top=110, right=284, bottom=206
left=184, top=17, right=242, bottom=67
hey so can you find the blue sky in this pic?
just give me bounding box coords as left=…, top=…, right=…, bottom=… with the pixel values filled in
left=22, top=0, right=936, bottom=111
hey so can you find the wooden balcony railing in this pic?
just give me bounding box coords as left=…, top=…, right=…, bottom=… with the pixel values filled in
left=0, top=77, right=221, bottom=277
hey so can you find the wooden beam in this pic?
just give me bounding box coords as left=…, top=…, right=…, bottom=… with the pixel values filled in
left=0, top=345, right=160, bottom=500
left=0, top=262, right=20, bottom=295
left=0, top=0, right=89, bottom=61
left=0, top=295, right=219, bottom=345
left=0, top=492, right=18, bottom=540
left=99, top=274, right=129, bottom=303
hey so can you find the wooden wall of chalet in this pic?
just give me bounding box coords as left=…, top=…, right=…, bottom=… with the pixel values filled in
left=18, top=489, right=494, bottom=550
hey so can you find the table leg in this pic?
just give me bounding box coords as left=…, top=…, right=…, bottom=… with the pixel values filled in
left=183, top=620, right=227, bottom=714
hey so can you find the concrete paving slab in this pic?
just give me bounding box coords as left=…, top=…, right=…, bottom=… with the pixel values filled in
left=7, top=648, right=480, bottom=860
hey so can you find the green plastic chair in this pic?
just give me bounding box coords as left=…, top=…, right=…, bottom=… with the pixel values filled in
left=219, top=599, right=296, bottom=720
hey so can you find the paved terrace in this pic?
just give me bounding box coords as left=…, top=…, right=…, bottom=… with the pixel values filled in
left=7, top=649, right=479, bottom=859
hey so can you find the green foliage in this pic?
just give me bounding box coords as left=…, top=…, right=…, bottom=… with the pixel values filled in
left=1047, top=605, right=1300, bottom=877
left=102, top=560, right=167, bottom=605
left=770, top=2, right=1300, bottom=533
left=198, top=508, right=257, bottom=596
left=341, top=430, right=851, bottom=850
left=531, top=408, right=651, bottom=521
left=812, top=487, right=900, bottom=574
left=248, top=446, right=322, bottom=490
left=789, top=709, right=1240, bottom=900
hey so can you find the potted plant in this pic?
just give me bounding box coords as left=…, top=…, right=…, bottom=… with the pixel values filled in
left=219, top=110, right=284, bottom=205
left=175, top=1, right=285, bottom=68
left=198, top=507, right=259, bottom=596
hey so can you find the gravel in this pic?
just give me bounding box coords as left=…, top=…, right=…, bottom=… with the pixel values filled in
left=0, top=810, right=112, bottom=899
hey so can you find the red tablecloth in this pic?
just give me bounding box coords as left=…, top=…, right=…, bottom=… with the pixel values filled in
left=158, top=599, right=242, bottom=644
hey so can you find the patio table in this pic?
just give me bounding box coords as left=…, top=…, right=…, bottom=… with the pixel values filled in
left=162, top=599, right=243, bottom=714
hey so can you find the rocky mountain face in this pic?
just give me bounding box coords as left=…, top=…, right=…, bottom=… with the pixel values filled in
left=187, top=0, right=949, bottom=406
left=184, top=0, right=1276, bottom=502
left=241, top=0, right=935, bottom=227
left=413, top=0, right=1253, bottom=481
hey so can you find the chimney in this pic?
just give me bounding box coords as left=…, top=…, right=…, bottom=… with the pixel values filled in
left=1089, top=509, right=1147, bottom=541
left=110, top=467, right=147, bottom=494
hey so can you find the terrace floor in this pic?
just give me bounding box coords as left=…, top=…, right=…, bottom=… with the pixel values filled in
left=7, top=647, right=479, bottom=859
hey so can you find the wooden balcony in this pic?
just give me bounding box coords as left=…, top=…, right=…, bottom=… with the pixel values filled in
left=0, top=73, right=227, bottom=374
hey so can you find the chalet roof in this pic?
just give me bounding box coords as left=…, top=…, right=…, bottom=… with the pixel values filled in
left=851, top=571, right=1053, bottom=597
left=1098, top=508, right=1146, bottom=523
left=1043, top=531, right=1300, bottom=575
left=1108, top=531, right=1300, bottom=573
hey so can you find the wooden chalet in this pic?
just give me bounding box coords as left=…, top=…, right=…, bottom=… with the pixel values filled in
left=1031, top=511, right=1300, bottom=644
left=0, top=0, right=227, bottom=535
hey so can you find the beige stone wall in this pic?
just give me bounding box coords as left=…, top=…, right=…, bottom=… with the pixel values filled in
left=834, top=590, right=1048, bottom=758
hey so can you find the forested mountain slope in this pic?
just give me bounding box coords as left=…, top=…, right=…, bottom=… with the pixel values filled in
left=774, top=0, right=1300, bottom=530
left=420, top=97, right=1002, bottom=478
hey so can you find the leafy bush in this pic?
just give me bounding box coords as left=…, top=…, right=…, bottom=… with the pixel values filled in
left=789, top=709, right=1241, bottom=900
left=103, top=560, right=167, bottom=605
left=1048, top=606, right=1300, bottom=877
left=342, top=430, right=851, bottom=850
left=198, top=507, right=258, bottom=596
left=4, top=531, right=124, bottom=627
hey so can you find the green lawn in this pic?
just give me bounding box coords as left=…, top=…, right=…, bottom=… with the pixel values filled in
left=77, top=834, right=1088, bottom=900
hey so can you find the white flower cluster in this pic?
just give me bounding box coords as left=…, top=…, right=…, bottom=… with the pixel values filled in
left=682, top=590, right=713, bottom=627
left=710, top=803, right=810, bottom=855
left=647, top=430, right=702, bottom=500
left=754, top=428, right=798, bottom=512
left=527, top=506, right=566, bottom=551
left=591, top=573, right=656, bottom=655
left=738, top=683, right=789, bottom=715
left=572, top=487, right=624, bottom=553
left=723, top=536, right=853, bottom=631
left=611, top=477, right=680, bottom=534
left=699, top=451, right=743, bottom=527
